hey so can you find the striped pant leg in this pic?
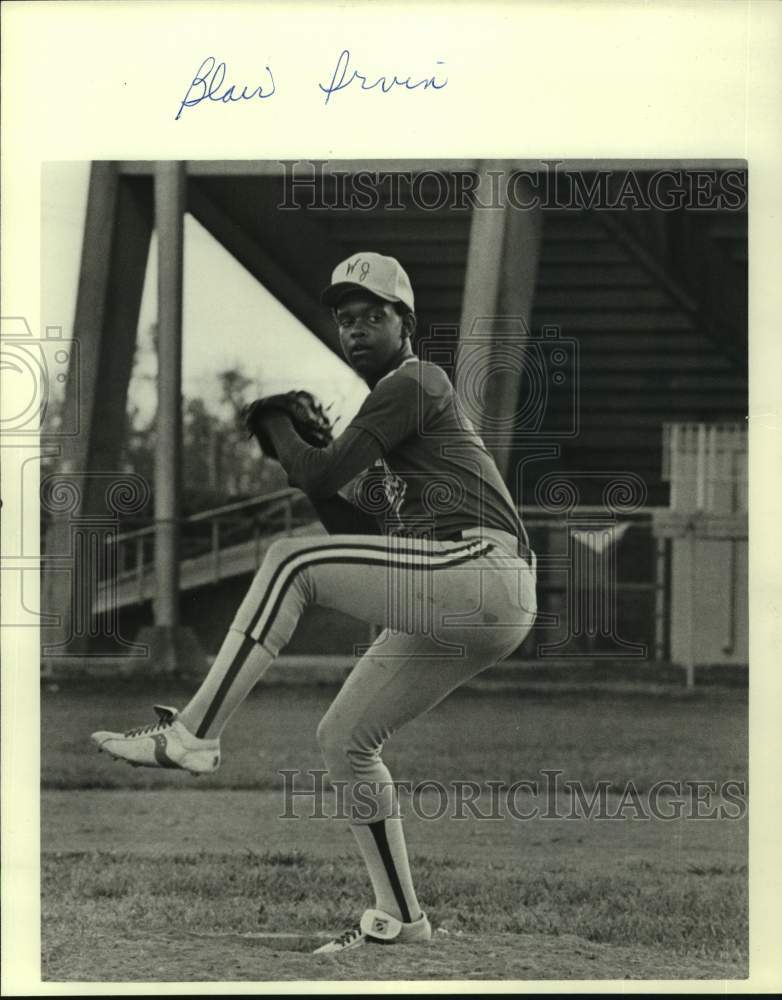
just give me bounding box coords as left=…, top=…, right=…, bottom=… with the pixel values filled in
left=230, top=531, right=495, bottom=655
left=315, top=629, right=518, bottom=823
left=315, top=560, right=537, bottom=822
left=185, top=532, right=496, bottom=738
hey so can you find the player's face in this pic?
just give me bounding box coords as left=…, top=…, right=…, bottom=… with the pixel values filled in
left=334, top=292, right=410, bottom=378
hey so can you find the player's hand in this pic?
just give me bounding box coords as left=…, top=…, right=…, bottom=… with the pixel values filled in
left=243, top=390, right=334, bottom=461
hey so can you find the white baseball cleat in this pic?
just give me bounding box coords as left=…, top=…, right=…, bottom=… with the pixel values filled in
left=90, top=705, right=220, bottom=775
left=313, top=908, right=432, bottom=954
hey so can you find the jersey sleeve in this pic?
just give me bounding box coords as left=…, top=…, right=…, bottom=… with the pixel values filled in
left=267, top=418, right=386, bottom=498
left=265, top=363, right=452, bottom=499
left=348, top=365, right=448, bottom=452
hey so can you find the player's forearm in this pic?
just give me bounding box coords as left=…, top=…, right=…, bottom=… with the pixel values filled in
left=262, top=414, right=383, bottom=499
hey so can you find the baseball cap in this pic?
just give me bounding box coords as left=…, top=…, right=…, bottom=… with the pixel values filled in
left=321, top=252, right=415, bottom=312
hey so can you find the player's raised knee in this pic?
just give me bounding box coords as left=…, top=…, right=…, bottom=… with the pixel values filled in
left=264, top=535, right=308, bottom=566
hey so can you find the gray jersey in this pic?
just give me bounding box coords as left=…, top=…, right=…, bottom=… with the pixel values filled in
left=348, top=359, right=530, bottom=549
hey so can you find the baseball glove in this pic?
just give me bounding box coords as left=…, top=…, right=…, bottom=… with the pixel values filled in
left=243, top=390, right=334, bottom=460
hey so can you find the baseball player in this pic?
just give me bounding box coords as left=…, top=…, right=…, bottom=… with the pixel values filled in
left=92, top=252, right=537, bottom=953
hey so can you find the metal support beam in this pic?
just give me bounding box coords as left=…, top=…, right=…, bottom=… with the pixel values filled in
left=153, top=162, right=185, bottom=628
left=457, top=162, right=542, bottom=481
left=132, top=162, right=206, bottom=676
left=42, top=164, right=154, bottom=658
left=117, top=159, right=746, bottom=178
left=189, top=176, right=351, bottom=356
left=187, top=182, right=341, bottom=354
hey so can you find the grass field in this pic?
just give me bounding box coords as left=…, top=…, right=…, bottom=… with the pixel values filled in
left=41, top=681, right=748, bottom=982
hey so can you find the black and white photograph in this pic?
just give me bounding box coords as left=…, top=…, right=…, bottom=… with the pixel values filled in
left=2, top=2, right=780, bottom=995
left=33, top=155, right=751, bottom=983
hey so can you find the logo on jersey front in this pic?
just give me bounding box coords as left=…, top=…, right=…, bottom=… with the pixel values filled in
left=379, top=460, right=406, bottom=517
left=354, top=460, right=407, bottom=522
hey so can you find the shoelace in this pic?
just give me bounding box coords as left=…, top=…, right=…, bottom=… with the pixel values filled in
left=124, top=717, right=174, bottom=738
left=332, top=926, right=363, bottom=948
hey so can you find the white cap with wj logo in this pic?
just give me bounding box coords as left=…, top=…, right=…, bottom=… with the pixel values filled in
left=320, top=252, right=415, bottom=312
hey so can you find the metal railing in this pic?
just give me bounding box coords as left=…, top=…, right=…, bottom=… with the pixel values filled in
left=96, top=494, right=670, bottom=659
left=106, top=488, right=312, bottom=601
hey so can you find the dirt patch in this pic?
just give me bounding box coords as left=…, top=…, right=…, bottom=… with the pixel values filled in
left=42, top=928, right=745, bottom=982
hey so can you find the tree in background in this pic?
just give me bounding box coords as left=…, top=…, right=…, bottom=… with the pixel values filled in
left=117, top=345, right=288, bottom=516
left=217, top=367, right=253, bottom=417
left=184, top=369, right=283, bottom=506
left=42, top=326, right=290, bottom=535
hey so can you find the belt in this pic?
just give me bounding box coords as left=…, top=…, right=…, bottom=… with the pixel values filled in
left=439, top=527, right=534, bottom=567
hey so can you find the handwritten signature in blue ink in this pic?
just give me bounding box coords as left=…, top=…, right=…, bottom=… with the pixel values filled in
left=319, top=49, right=447, bottom=105
left=175, top=57, right=276, bottom=120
